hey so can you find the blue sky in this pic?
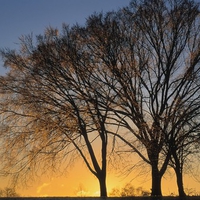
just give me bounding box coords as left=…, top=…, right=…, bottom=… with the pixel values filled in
left=0, top=0, right=130, bottom=74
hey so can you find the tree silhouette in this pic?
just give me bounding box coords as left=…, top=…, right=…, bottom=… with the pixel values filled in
left=0, top=26, right=114, bottom=197
left=82, top=0, right=200, bottom=196
left=0, top=0, right=200, bottom=198
left=109, top=183, right=150, bottom=197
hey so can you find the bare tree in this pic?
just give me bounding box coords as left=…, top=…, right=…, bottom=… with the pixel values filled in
left=82, top=0, right=200, bottom=197
left=0, top=26, right=114, bottom=197
left=167, top=125, right=200, bottom=197
left=125, top=0, right=200, bottom=196
left=0, top=0, right=200, bottom=198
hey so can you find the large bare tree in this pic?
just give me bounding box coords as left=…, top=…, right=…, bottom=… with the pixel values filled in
left=82, top=0, right=200, bottom=196
left=123, top=0, right=200, bottom=196
left=0, top=26, right=114, bottom=197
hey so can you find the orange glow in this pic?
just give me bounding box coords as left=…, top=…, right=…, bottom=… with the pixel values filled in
left=1, top=159, right=200, bottom=197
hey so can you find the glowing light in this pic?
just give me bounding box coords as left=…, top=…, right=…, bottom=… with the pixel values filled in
left=37, top=182, right=51, bottom=194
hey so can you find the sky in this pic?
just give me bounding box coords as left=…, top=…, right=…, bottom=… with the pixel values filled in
left=0, top=0, right=200, bottom=197
left=0, top=0, right=130, bottom=74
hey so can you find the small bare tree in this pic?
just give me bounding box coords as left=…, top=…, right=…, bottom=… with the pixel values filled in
left=167, top=125, right=200, bottom=197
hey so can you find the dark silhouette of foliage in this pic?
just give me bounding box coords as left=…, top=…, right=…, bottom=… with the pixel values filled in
left=109, top=183, right=150, bottom=197
left=0, top=187, right=19, bottom=197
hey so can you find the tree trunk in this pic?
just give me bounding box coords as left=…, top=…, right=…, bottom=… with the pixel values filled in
left=175, top=167, right=186, bottom=197
left=148, top=142, right=163, bottom=197
left=151, top=165, right=162, bottom=197
left=83, top=132, right=107, bottom=197
left=98, top=173, right=107, bottom=197
left=172, top=149, right=186, bottom=198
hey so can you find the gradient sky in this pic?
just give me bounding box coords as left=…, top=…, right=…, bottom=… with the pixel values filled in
left=0, top=0, right=200, bottom=197
left=0, top=0, right=130, bottom=74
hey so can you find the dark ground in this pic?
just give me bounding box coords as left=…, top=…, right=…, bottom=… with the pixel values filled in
left=0, top=197, right=199, bottom=200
